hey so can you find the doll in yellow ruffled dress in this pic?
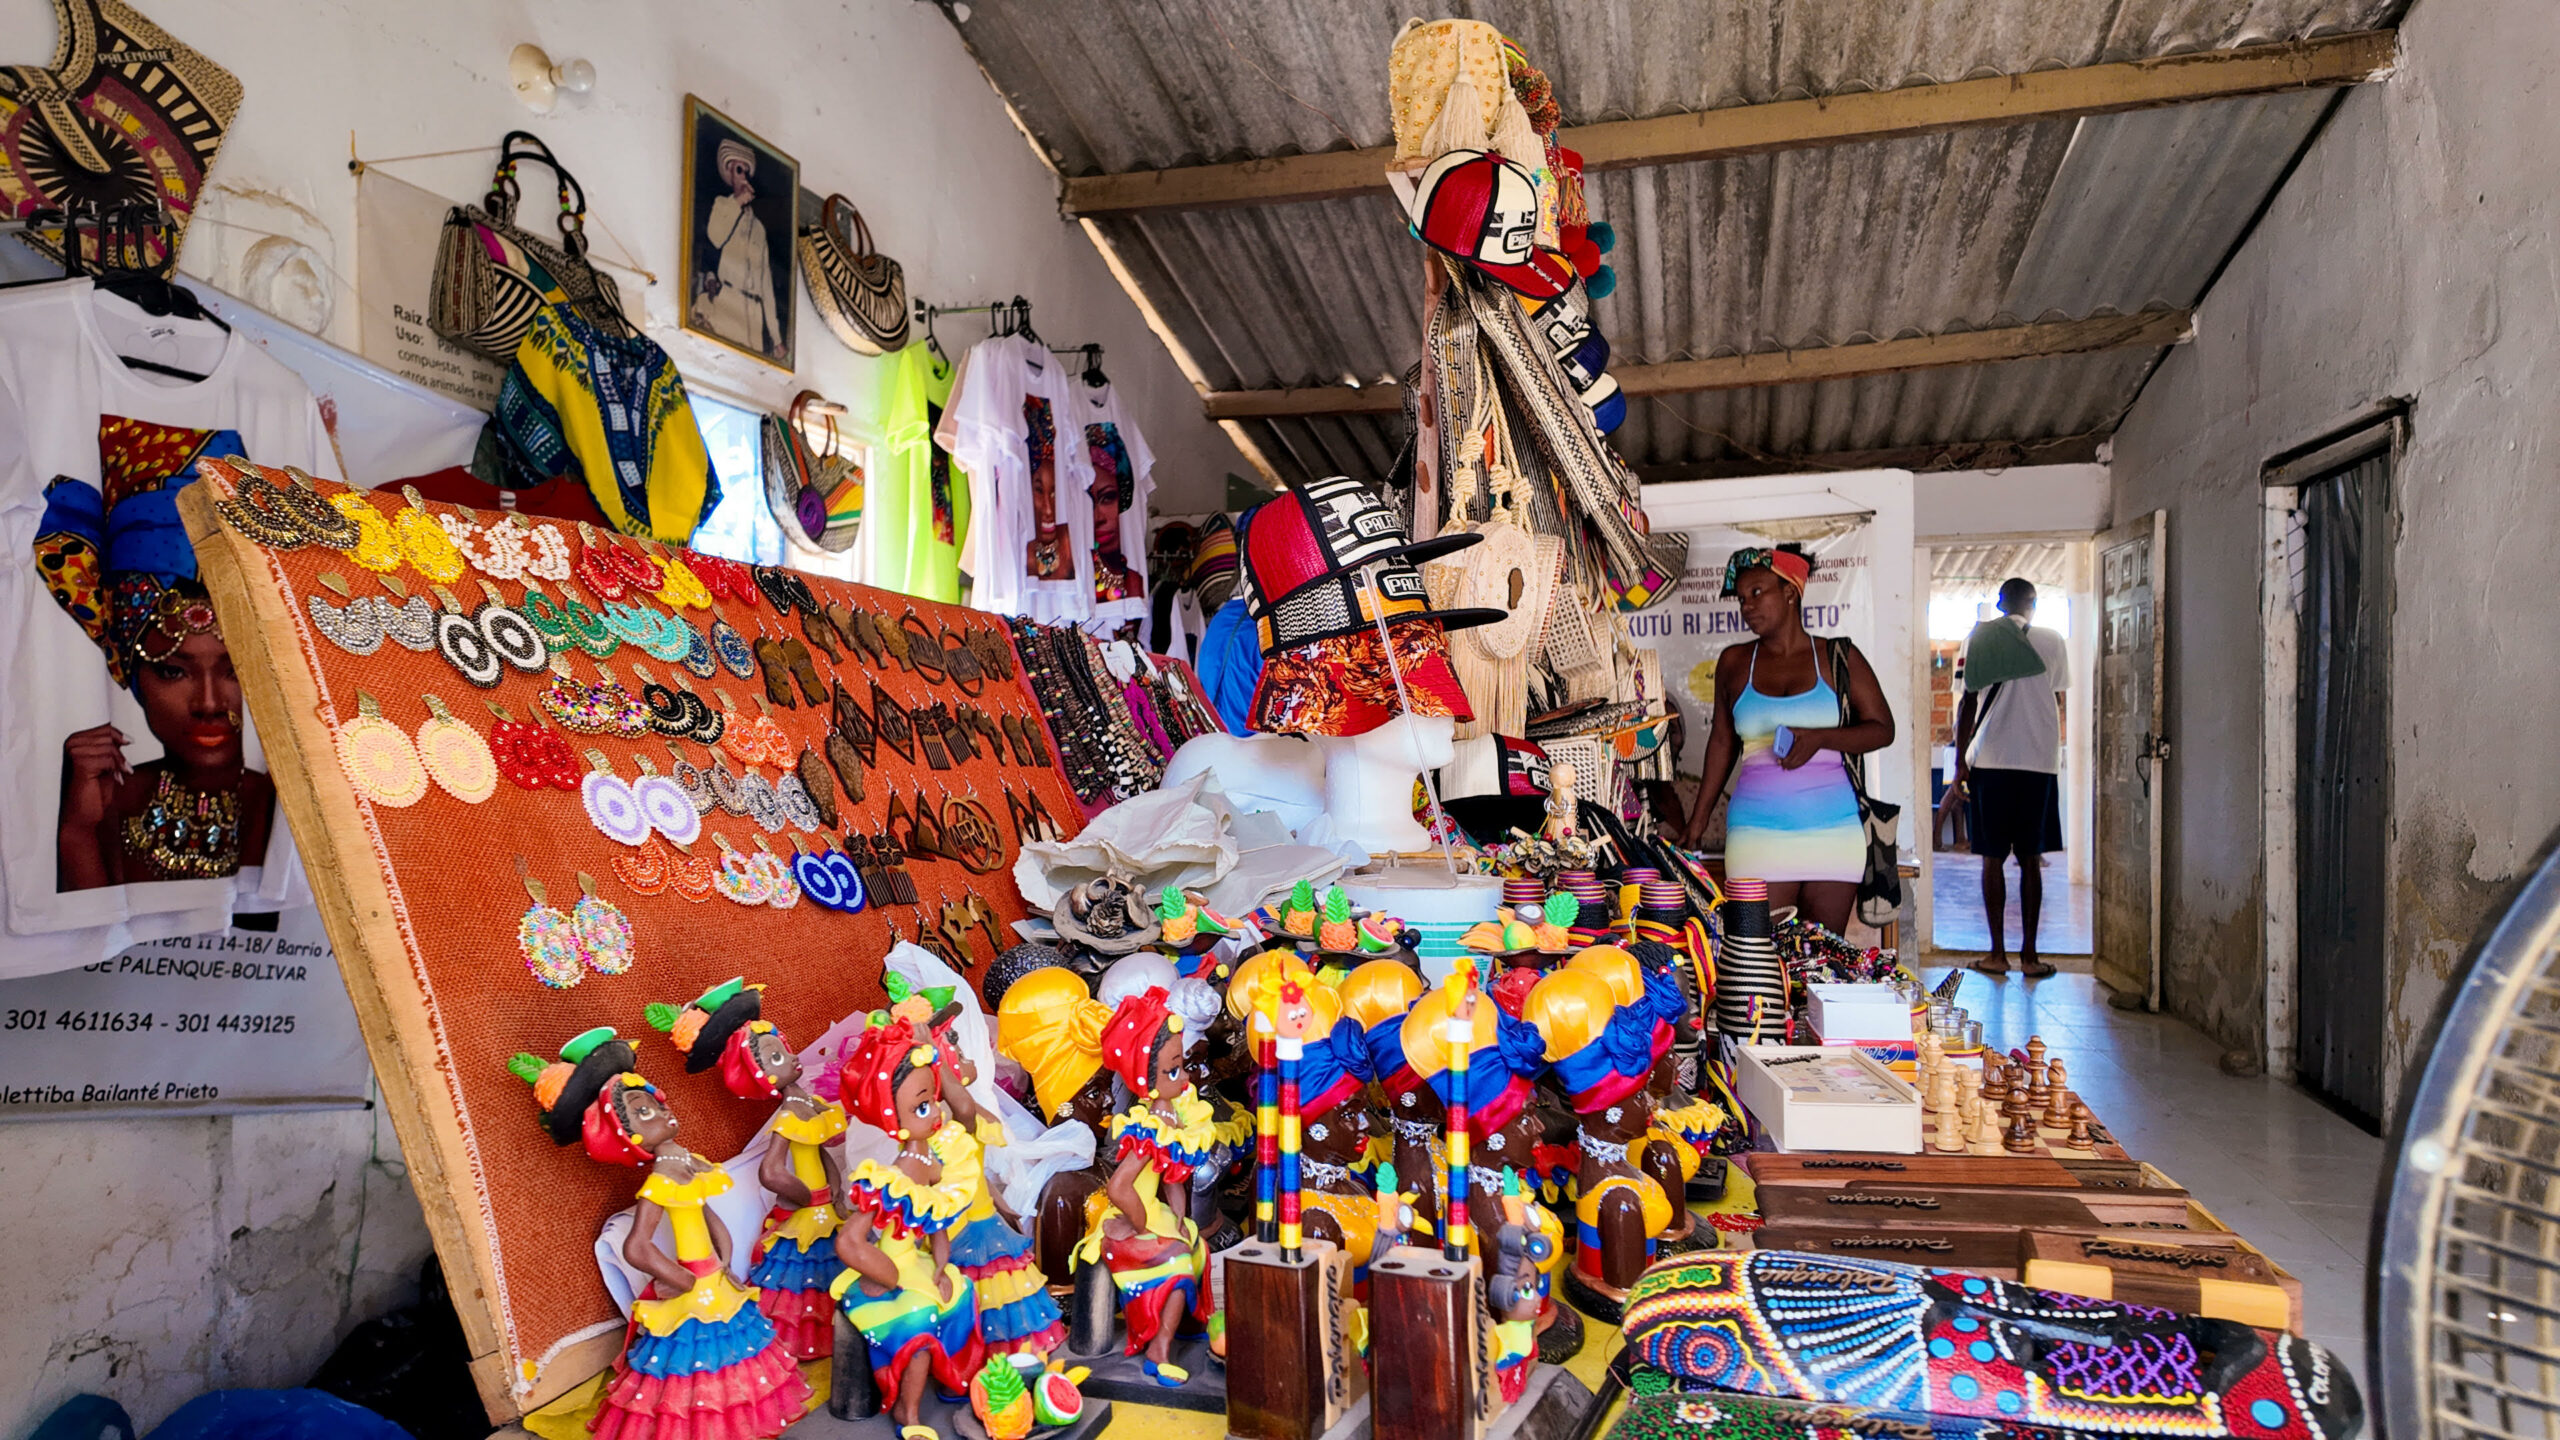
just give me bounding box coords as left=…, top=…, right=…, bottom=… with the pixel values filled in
left=509, top=1027, right=810, bottom=1440
left=831, top=1015, right=986, bottom=1440
left=646, top=976, right=846, bottom=1361
left=1072, top=986, right=1219, bottom=1387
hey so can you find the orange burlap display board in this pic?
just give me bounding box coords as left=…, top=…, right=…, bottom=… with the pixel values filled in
left=177, top=478, right=1080, bottom=1420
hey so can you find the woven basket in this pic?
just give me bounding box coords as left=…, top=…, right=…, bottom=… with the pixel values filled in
left=1542, top=585, right=1615, bottom=703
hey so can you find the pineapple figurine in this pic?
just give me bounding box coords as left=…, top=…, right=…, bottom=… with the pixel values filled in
left=1159, top=886, right=1199, bottom=946
left=1280, top=878, right=1320, bottom=936
left=970, top=1353, right=1036, bottom=1440
left=1318, top=885, right=1358, bottom=951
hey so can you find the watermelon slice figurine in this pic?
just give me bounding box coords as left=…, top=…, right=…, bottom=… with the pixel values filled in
left=1032, top=1364, right=1085, bottom=1429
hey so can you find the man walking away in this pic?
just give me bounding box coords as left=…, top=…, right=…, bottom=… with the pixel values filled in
left=1955, top=578, right=2068, bottom=977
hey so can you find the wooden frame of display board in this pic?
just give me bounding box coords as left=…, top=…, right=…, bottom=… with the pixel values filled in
left=178, top=479, right=1083, bottom=1421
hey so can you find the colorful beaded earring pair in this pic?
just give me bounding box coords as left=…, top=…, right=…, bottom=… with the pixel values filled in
left=518, top=863, right=636, bottom=989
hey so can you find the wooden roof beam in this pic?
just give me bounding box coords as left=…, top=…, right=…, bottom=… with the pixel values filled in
left=1202, top=309, right=2192, bottom=420
left=1065, top=30, right=2395, bottom=215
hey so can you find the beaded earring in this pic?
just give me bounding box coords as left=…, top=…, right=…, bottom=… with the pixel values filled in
left=395, top=487, right=467, bottom=583
left=573, top=523, right=632, bottom=602
left=377, top=575, right=438, bottom=651
left=580, top=751, right=653, bottom=848
left=488, top=702, right=583, bottom=791
left=331, top=492, right=404, bottom=572
left=430, top=587, right=504, bottom=689
left=572, top=874, right=636, bottom=975
left=273, top=468, right=364, bottom=547
left=676, top=615, right=718, bottom=678
left=211, top=462, right=319, bottom=548
left=736, top=766, right=787, bottom=834
left=710, top=617, right=757, bottom=679
left=711, top=834, right=776, bottom=905
left=539, top=658, right=648, bottom=738
left=613, top=835, right=674, bottom=896
left=748, top=838, right=801, bottom=909
left=630, top=757, right=701, bottom=846
left=337, top=692, right=429, bottom=808
left=791, top=837, right=848, bottom=911
left=472, top=580, right=550, bottom=675
left=305, top=574, right=387, bottom=655
left=665, top=740, right=718, bottom=815
left=517, top=863, right=584, bottom=990
left=416, top=694, right=498, bottom=803
left=627, top=660, right=692, bottom=738
left=775, top=770, right=823, bottom=832
left=652, top=549, right=714, bottom=610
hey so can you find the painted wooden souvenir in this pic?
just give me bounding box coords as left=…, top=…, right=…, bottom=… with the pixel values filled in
left=1622, top=1250, right=2363, bottom=1440
left=644, top=976, right=846, bottom=1360
left=1523, top=967, right=1678, bottom=1322
left=507, top=1027, right=810, bottom=1439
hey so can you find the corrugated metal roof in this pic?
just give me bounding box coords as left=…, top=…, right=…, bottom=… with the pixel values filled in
left=1934, top=540, right=2071, bottom=586
left=948, top=0, right=2393, bottom=483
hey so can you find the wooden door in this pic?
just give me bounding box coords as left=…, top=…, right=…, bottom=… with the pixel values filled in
left=2095, top=512, right=2166, bottom=1008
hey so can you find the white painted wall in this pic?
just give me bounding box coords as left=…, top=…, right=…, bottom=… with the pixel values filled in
left=0, top=1, right=1245, bottom=1431
left=2108, top=0, right=2560, bottom=1099
left=1916, top=464, right=2110, bottom=542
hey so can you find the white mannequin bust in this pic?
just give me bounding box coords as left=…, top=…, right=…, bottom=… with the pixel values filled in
left=1316, top=714, right=1458, bottom=855
left=1163, top=732, right=1330, bottom=833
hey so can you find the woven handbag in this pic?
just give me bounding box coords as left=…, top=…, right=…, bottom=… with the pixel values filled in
left=430, top=131, right=628, bottom=362
left=798, top=195, right=909, bottom=355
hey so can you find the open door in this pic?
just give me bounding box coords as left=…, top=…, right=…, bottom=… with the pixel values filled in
left=2095, top=510, right=2166, bottom=1009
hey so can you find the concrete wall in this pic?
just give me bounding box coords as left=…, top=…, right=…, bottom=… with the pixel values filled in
left=0, top=0, right=1241, bottom=1431
left=1916, top=463, right=2110, bottom=542
left=2108, top=0, right=2559, bottom=1103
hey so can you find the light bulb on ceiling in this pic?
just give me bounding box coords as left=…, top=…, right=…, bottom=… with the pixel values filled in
left=556, top=57, right=595, bottom=97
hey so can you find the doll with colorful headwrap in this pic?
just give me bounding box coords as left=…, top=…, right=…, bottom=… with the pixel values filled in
left=1070, top=986, right=1219, bottom=1387
left=40, top=428, right=276, bottom=889
left=1565, top=945, right=1706, bottom=1239
left=1359, top=956, right=1452, bottom=1236
left=887, top=972, right=1070, bottom=1363
left=645, top=977, right=846, bottom=1361
left=1400, top=974, right=1579, bottom=1382
left=507, top=1027, right=810, bottom=1440
left=1278, top=978, right=1400, bottom=1294
left=1624, top=939, right=1734, bottom=1191
left=994, top=966, right=1118, bottom=1285
left=830, top=1014, right=985, bottom=1440
left=1523, top=967, right=1679, bottom=1323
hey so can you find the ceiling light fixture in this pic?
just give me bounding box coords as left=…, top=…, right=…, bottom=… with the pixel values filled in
left=510, top=44, right=595, bottom=115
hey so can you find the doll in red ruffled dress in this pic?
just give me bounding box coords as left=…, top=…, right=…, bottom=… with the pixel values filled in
left=646, top=977, right=846, bottom=1360
left=508, top=1026, right=811, bottom=1440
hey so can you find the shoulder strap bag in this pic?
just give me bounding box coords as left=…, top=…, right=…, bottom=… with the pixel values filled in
left=1827, top=635, right=1904, bottom=927
left=431, top=130, right=629, bottom=362
left=798, top=195, right=909, bottom=355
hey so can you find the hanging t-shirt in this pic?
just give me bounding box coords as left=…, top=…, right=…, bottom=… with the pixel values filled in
left=868, top=344, right=970, bottom=603
left=1072, top=380, right=1155, bottom=628
left=0, top=280, right=337, bottom=978
left=936, top=335, right=1094, bottom=622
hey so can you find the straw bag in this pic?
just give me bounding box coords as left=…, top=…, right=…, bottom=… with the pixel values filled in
left=760, top=392, right=863, bottom=552
left=798, top=195, right=908, bottom=355
left=1541, top=582, right=1615, bottom=704
left=431, top=131, right=627, bottom=362
left=1423, top=397, right=1559, bottom=739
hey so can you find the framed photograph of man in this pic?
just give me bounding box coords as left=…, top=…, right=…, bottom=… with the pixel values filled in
left=680, top=96, right=797, bottom=369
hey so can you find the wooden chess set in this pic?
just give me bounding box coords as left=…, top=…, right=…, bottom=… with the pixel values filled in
left=1912, top=1032, right=2130, bottom=1161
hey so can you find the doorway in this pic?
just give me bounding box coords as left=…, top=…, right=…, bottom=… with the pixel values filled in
left=2290, top=453, right=2391, bottom=1131
left=1925, top=542, right=2094, bottom=958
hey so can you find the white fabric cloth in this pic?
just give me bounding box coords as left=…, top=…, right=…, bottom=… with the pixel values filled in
left=1964, top=620, right=2069, bottom=774
left=1069, top=380, right=1155, bottom=626
left=0, top=280, right=339, bottom=977
left=937, top=336, right=1095, bottom=622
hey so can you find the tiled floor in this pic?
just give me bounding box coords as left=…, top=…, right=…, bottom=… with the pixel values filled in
left=1931, top=850, right=2095, bottom=955
left=1919, top=968, right=2382, bottom=1400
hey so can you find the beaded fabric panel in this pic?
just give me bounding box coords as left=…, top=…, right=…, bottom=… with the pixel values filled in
left=182, top=474, right=1082, bottom=1409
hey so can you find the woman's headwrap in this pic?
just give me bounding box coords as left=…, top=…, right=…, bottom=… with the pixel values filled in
left=995, top=966, right=1112, bottom=1119
left=1098, top=986, right=1179, bottom=1095
left=1292, top=980, right=1370, bottom=1116
left=1628, top=939, right=1694, bottom=1045
left=34, top=421, right=245, bottom=689
left=645, top=977, right=772, bottom=1086
left=1400, top=981, right=1548, bottom=1140
left=1225, top=946, right=1315, bottom=1020
left=1719, top=545, right=1811, bottom=598
left=842, top=1016, right=938, bottom=1140
left=1522, top=969, right=1656, bottom=1114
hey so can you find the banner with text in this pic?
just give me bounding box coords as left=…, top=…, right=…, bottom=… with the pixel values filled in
left=1629, top=518, right=1877, bottom=780
left=356, top=167, right=507, bottom=412
left=0, top=908, right=368, bottom=1120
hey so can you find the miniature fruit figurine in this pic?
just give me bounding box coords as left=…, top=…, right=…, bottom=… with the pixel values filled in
left=1355, top=912, right=1402, bottom=953
left=1281, top=878, right=1319, bottom=935
left=1158, top=886, right=1198, bottom=945
left=972, top=1353, right=1036, bottom=1440
left=1533, top=892, right=1580, bottom=951
left=1032, top=1365, right=1086, bottom=1428
left=1318, top=885, right=1357, bottom=950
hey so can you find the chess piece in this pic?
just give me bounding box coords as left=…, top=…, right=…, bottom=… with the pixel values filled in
left=2003, top=1112, right=2037, bottom=1155
left=1934, top=1105, right=1966, bottom=1154
left=1968, top=1099, right=2003, bottom=1156
left=2044, top=1064, right=2072, bottom=1128
left=2026, top=1035, right=2047, bottom=1073
left=1956, top=1065, right=1980, bottom=1111
left=1980, top=1062, right=2008, bottom=1104
left=2026, top=1059, right=2051, bottom=1109
left=2001, top=1066, right=2032, bottom=1122
left=2065, top=1100, right=2097, bottom=1152
left=1928, top=1070, right=1956, bottom=1118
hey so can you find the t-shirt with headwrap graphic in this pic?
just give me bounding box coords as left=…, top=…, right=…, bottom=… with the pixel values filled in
left=1074, top=381, right=1156, bottom=628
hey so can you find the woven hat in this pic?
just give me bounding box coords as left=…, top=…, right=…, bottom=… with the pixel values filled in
left=1241, top=473, right=1502, bottom=656
left=1409, top=150, right=1572, bottom=301
left=1189, top=511, right=1240, bottom=608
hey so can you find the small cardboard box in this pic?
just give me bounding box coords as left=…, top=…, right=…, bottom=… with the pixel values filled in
left=1808, top=984, right=1916, bottom=1044
left=1737, top=1044, right=1922, bottom=1153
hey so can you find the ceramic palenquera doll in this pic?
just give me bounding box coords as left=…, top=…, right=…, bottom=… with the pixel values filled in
left=830, top=1014, right=985, bottom=1440
left=893, top=972, right=1069, bottom=1361
left=993, top=965, right=1120, bottom=1284
left=1622, top=940, right=1729, bottom=1176
left=1074, top=986, right=1218, bottom=1387
left=508, top=1027, right=811, bottom=1440
left=1565, top=944, right=1702, bottom=1243
left=1281, top=978, right=1397, bottom=1294
left=645, top=976, right=847, bottom=1361
left=1523, top=967, right=1676, bottom=1323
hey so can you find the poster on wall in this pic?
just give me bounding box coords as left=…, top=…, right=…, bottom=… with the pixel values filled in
left=354, top=168, right=507, bottom=411
left=680, top=95, right=797, bottom=370
left=0, top=908, right=368, bottom=1119
left=1638, top=517, right=1876, bottom=781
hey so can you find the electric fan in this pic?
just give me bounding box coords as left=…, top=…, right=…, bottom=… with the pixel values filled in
left=2381, top=844, right=2560, bottom=1439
